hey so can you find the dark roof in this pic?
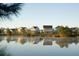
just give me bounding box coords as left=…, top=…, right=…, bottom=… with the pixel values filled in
left=33, top=26, right=39, bottom=28
left=43, top=25, right=52, bottom=28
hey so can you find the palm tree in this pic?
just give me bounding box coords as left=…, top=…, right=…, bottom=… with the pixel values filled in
left=0, top=3, right=23, bottom=19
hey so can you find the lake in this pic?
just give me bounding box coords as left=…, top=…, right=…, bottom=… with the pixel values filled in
left=0, top=36, right=79, bottom=56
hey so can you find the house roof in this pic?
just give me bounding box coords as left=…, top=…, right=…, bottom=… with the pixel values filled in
left=43, top=25, right=52, bottom=28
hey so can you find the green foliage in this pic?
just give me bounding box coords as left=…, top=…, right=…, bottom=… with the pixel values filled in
left=0, top=3, right=23, bottom=19
left=55, top=26, right=72, bottom=37
left=40, top=30, right=45, bottom=37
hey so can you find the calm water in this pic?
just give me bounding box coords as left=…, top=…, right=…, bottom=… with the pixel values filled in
left=0, top=36, right=79, bottom=56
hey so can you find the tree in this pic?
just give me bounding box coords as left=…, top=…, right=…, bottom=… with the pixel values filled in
left=0, top=3, right=22, bottom=19
left=26, top=29, right=32, bottom=36
left=5, top=28, right=12, bottom=35
left=55, top=26, right=71, bottom=37
left=18, top=27, right=27, bottom=35
left=64, top=26, right=72, bottom=36
left=55, top=26, right=65, bottom=37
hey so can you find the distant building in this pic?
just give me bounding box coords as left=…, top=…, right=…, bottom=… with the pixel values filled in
left=43, top=25, right=53, bottom=34
left=70, top=27, right=78, bottom=36
left=70, top=28, right=77, bottom=32
left=30, top=26, right=40, bottom=35
left=30, top=26, right=40, bottom=32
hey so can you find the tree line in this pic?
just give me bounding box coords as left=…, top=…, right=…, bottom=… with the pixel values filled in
left=53, top=26, right=79, bottom=37
left=41, top=26, right=79, bottom=37
left=0, top=26, right=79, bottom=37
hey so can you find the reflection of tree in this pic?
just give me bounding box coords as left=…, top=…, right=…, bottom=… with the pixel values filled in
left=56, top=39, right=68, bottom=48
left=0, top=45, right=10, bottom=56
left=56, top=37, right=79, bottom=48
left=0, top=36, right=79, bottom=49
left=5, top=36, right=12, bottom=43
left=0, top=36, right=4, bottom=42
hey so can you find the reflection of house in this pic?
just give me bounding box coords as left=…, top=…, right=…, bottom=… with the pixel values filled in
left=43, top=39, right=52, bottom=45
left=30, top=26, right=40, bottom=35
left=43, top=25, right=53, bottom=34
left=33, top=37, right=43, bottom=44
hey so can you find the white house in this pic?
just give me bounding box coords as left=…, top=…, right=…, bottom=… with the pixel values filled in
left=43, top=25, right=53, bottom=34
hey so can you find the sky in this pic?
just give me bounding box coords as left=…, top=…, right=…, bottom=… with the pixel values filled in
left=0, top=3, right=79, bottom=29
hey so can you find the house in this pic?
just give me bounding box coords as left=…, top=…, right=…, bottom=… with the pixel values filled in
left=43, top=25, right=53, bottom=34
left=70, top=27, right=78, bottom=36
left=30, top=26, right=40, bottom=32
left=30, top=26, right=40, bottom=36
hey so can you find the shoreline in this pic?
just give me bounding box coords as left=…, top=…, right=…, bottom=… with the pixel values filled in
left=0, top=34, right=78, bottom=38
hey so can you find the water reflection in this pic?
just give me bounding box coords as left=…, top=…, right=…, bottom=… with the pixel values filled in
left=16, top=36, right=26, bottom=44
left=0, top=36, right=79, bottom=56
left=0, top=41, right=10, bottom=56
left=43, top=38, right=52, bottom=45
left=0, top=36, right=79, bottom=47
left=33, top=37, right=43, bottom=44
left=55, top=37, right=79, bottom=48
